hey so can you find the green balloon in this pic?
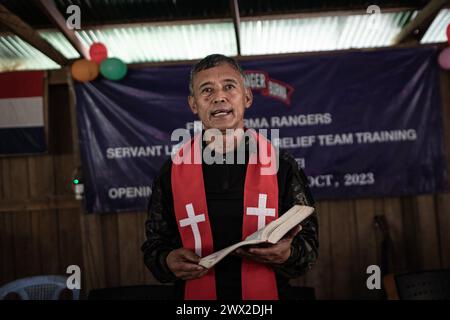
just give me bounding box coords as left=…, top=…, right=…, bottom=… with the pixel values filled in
left=100, top=57, right=127, bottom=81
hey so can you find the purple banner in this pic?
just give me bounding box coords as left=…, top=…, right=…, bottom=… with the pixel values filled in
left=75, top=46, right=447, bottom=213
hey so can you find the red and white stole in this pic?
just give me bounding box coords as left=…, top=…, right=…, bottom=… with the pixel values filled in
left=171, top=129, right=279, bottom=300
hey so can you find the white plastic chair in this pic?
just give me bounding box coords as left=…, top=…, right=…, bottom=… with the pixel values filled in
left=0, top=275, right=80, bottom=300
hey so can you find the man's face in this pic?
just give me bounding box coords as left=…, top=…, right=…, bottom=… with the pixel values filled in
left=188, top=63, right=253, bottom=131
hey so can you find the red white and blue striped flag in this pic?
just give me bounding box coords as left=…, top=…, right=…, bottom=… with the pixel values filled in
left=0, top=71, right=47, bottom=154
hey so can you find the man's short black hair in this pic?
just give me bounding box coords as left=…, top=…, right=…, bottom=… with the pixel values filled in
left=189, top=54, right=246, bottom=96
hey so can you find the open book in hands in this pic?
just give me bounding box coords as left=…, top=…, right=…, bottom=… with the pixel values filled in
left=198, top=205, right=315, bottom=269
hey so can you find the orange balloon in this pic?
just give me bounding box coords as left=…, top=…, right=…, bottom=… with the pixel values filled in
left=71, top=59, right=99, bottom=82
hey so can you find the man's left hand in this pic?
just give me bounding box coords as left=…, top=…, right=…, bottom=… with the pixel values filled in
left=234, top=225, right=302, bottom=265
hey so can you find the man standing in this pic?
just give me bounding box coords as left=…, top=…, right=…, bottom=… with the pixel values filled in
left=142, top=54, right=318, bottom=300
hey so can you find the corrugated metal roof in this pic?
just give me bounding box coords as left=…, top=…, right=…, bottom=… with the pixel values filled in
left=0, top=0, right=426, bottom=30
left=421, top=8, right=450, bottom=44
left=1, top=6, right=449, bottom=72
left=0, top=34, right=59, bottom=71
left=240, top=10, right=415, bottom=55
left=39, top=30, right=80, bottom=59
left=75, top=22, right=237, bottom=63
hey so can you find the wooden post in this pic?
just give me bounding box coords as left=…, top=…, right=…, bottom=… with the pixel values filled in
left=393, top=0, right=449, bottom=44
left=230, top=0, right=242, bottom=56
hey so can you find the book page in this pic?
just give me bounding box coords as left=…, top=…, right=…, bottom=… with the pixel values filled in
left=267, top=205, right=314, bottom=243
left=198, top=205, right=314, bottom=269
left=243, top=205, right=304, bottom=242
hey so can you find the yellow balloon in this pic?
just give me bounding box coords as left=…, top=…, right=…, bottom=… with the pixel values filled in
left=71, top=59, right=99, bottom=82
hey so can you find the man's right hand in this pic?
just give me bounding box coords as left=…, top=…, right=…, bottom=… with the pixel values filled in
left=166, top=248, right=209, bottom=280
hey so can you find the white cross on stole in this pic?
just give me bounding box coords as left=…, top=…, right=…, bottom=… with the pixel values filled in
left=246, top=193, right=276, bottom=230
left=179, top=203, right=206, bottom=257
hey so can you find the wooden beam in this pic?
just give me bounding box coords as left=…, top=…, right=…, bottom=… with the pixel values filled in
left=230, top=0, right=242, bottom=56
left=48, top=67, right=69, bottom=84
left=415, top=0, right=450, bottom=41
left=393, top=0, right=449, bottom=45
left=0, top=3, right=68, bottom=65
left=35, top=0, right=89, bottom=59
left=14, top=6, right=417, bottom=32
left=0, top=196, right=80, bottom=213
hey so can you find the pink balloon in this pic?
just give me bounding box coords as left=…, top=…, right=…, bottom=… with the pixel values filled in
left=438, top=47, right=450, bottom=70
